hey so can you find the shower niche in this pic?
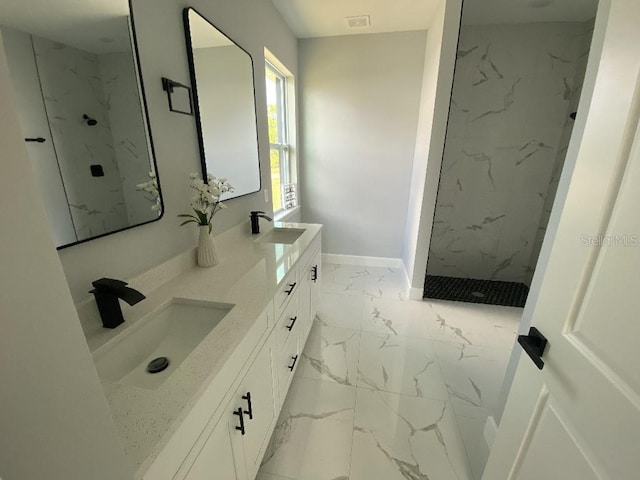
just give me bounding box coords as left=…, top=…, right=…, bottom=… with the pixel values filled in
left=424, top=0, right=597, bottom=307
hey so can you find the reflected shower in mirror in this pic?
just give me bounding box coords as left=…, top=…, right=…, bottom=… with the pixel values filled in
left=0, top=0, right=162, bottom=249
left=184, top=8, right=261, bottom=200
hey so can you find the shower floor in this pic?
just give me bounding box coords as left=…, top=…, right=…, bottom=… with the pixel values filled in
left=423, top=275, right=529, bottom=307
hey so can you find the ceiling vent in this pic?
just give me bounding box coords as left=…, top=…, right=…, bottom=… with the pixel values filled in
left=346, top=15, right=370, bottom=29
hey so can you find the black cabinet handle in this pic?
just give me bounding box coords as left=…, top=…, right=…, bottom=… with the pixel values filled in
left=233, top=407, right=245, bottom=435
left=517, top=327, right=548, bottom=370
left=286, top=316, right=297, bottom=331
left=242, top=392, right=253, bottom=420
left=311, top=265, right=318, bottom=282
left=288, top=355, right=299, bottom=371
left=285, top=282, right=297, bottom=295
left=25, top=137, right=46, bottom=143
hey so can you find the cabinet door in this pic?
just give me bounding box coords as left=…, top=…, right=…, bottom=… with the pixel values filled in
left=183, top=416, right=240, bottom=480
left=230, top=337, right=276, bottom=479
left=297, top=264, right=312, bottom=345
left=309, top=250, right=321, bottom=321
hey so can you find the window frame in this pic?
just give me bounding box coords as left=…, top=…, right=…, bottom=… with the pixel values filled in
left=265, top=59, right=296, bottom=216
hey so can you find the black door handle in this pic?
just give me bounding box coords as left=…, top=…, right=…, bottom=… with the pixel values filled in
left=286, top=316, right=297, bottom=331
left=517, top=327, right=548, bottom=370
left=242, top=392, right=253, bottom=420
left=288, top=355, right=298, bottom=371
left=233, top=407, right=245, bottom=435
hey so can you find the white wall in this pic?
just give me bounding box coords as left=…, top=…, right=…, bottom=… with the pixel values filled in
left=0, top=34, right=131, bottom=480
left=402, top=0, right=463, bottom=293
left=298, top=31, right=427, bottom=258
left=59, top=0, right=298, bottom=302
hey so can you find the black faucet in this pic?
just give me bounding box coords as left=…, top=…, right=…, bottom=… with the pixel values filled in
left=250, top=211, right=273, bottom=234
left=90, top=278, right=145, bottom=329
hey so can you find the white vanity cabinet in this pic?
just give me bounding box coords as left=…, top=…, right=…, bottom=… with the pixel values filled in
left=181, top=335, right=276, bottom=480
left=228, top=337, right=277, bottom=479
left=298, top=242, right=321, bottom=341
left=140, top=227, right=322, bottom=480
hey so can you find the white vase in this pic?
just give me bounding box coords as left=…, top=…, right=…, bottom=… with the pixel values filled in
left=197, top=225, right=219, bottom=267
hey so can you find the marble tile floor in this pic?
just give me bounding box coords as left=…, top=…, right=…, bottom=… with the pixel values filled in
left=258, top=263, right=522, bottom=480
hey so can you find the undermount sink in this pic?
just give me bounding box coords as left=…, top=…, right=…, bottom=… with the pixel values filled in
left=93, top=298, right=234, bottom=389
left=257, top=227, right=306, bottom=245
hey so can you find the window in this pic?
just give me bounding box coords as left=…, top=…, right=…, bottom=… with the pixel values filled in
left=265, top=58, right=296, bottom=216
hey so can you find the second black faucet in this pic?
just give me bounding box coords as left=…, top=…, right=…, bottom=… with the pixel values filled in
left=250, top=211, right=272, bottom=234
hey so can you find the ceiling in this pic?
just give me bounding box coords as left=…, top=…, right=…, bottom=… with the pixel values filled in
left=0, top=0, right=131, bottom=54
left=270, top=0, right=599, bottom=39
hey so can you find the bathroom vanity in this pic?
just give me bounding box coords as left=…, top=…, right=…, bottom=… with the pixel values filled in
left=80, top=222, right=322, bottom=480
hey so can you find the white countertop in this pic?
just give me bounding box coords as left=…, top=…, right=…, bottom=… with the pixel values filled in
left=77, top=222, right=322, bottom=475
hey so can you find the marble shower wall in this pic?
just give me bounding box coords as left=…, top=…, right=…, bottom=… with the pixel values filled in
left=33, top=36, right=129, bottom=241
left=427, top=21, right=593, bottom=285
left=526, top=21, right=594, bottom=283
left=99, top=51, right=157, bottom=227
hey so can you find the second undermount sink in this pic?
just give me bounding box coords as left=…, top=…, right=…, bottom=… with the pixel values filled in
left=93, top=298, right=234, bottom=389
left=257, top=227, right=306, bottom=245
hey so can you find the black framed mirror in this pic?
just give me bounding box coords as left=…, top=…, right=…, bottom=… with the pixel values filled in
left=0, top=0, right=163, bottom=249
left=183, top=8, right=261, bottom=199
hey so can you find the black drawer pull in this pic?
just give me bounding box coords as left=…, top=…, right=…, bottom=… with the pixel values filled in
left=242, top=392, right=253, bottom=420
left=25, top=137, right=46, bottom=143
left=285, top=282, right=297, bottom=295
left=233, top=407, right=245, bottom=435
left=288, top=355, right=298, bottom=371
left=311, top=265, right=318, bottom=282
left=286, top=316, right=298, bottom=331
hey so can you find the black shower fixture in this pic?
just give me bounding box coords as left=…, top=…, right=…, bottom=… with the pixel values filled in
left=83, top=114, right=98, bottom=126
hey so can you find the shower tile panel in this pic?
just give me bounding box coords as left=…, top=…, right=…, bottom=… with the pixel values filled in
left=33, top=36, right=128, bottom=240
left=429, top=21, right=594, bottom=285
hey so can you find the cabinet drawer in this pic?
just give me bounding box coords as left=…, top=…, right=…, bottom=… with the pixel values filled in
left=276, top=332, right=299, bottom=404
left=274, top=267, right=298, bottom=319
left=275, top=296, right=299, bottom=352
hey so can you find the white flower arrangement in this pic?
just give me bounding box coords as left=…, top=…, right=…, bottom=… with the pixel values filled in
left=136, top=171, right=162, bottom=214
left=178, top=173, right=234, bottom=233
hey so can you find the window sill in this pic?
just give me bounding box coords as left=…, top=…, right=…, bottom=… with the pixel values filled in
left=274, top=206, right=301, bottom=222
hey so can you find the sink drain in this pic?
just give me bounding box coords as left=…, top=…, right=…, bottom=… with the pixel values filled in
left=147, top=356, right=170, bottom=374
left=471, top=291, right=485, bottom=298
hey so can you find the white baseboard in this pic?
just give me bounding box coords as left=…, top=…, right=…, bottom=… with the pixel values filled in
left=322, top=253, right=404, bottom=268
left=409, top=287, right=424, bottom=300
left=484, top=416, right=498, bottom=449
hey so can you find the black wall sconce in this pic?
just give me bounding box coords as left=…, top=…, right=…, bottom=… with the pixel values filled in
left=161, top=77, right=193, bottom=116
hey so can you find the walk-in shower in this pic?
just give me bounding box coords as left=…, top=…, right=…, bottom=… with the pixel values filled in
left=424, top=0, right=596, bottom=307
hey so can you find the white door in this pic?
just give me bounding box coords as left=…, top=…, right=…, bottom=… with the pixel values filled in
left=483, top=1, right=640, bottom=479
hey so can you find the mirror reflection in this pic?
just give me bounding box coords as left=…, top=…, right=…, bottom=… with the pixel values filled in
left=0, top=0, right=162, bottom=248
left=184, top=8, right=261, bottom=200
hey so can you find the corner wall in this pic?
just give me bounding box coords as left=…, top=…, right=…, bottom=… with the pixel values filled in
left=0, top=35, right=131, bottom=480
left=298, top=31, right=427, bottom=258
left=402, top=0, right=463, bottom=296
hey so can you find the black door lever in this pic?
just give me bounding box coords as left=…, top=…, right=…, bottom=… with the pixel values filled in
left=517, top=327, right=548, bottom=370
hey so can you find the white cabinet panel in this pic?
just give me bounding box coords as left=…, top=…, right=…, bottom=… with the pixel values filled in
left=231, top=337, right=277, bottom=479
left=183, top=416, right=239, bottom=480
